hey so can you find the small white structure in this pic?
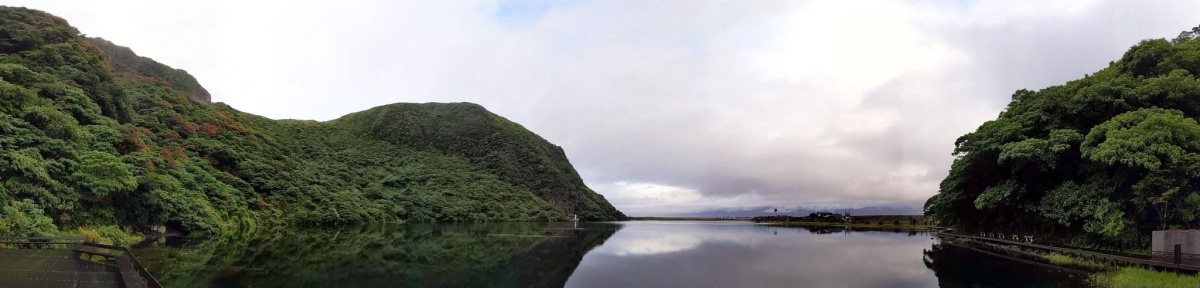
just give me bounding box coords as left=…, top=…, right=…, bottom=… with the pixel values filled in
left=1152, top=230, right=1200, bottom=260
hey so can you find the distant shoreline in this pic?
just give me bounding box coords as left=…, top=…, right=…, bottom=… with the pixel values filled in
left=624, top=217, right=930, bottom=230
left=627, top=215, right=925, bottom=222
left=627, top=217, right=753, bottom=221
left=761, top=221, right=928, bottom=230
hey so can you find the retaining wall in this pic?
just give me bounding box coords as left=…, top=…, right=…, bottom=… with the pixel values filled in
left=1152, top=230, right=1200, bottom=259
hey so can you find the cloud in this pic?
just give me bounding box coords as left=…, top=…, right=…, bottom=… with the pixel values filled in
left=9, top=0, right=1200, bottom=215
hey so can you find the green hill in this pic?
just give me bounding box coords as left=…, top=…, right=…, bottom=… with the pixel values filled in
left=925, top=25, right=1200, bottom=250
left=0, top=6, right=624, bottom=237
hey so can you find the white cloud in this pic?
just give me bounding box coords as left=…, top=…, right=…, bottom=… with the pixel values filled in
left=9, top=0, right=1200, bottom=214
left=595, top=182, right=771, bottom=216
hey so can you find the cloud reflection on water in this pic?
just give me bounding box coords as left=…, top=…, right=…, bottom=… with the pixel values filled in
left=568, top=221, right=938, bottom=288
left=590, top=221, right=779, bottom=256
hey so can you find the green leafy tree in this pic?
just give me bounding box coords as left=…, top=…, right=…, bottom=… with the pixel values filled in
left=71, top=150, right=137, bottom=198
left=0, top=199, right=58, bottom=237
left=927, top=25, right=1200, bottom=250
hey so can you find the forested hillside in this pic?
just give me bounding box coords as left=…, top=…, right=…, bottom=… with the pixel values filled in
left=0, top=6, right=624, bottom=238
left=925, top=26, right=1200, bottom=249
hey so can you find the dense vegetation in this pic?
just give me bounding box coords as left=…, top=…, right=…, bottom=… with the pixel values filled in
left=925, top=25, right=1200, bottom=249
left=0, top=6, right=624, bottom=237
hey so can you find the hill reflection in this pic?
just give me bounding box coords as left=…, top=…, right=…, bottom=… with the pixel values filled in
left=921, top=242, right=1086, bottom=288
left=133, top=222, right=622, bottom=288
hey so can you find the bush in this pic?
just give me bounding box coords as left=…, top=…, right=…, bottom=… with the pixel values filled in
left=0, top=199, right=58, bottom=237
left=74, top=226, right=141, bottom=246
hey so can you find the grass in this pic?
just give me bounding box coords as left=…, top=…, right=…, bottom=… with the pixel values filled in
left=1042, top=253, right=1108, bottom=270
left=1120, top=248, right=1152, bottom=256
left=1091, top=267, right=1200, bottom=288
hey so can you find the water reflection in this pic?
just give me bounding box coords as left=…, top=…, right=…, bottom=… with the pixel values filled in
left=591, top=222, right=767, bottom=256
left=568, top=221, right=938, bottom=288
left=922, top=242, right=1087, bottom=287
left=599, top=234, right=702, bottom=256
left=134, top=221, right=1090, bottom=288
left=135, top=222, right=621, bottom=288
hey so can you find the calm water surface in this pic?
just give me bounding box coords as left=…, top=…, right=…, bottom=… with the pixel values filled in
left=134, top=221, right=1088, bottom=287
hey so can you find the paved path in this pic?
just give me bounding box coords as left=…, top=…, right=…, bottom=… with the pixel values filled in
left=0, top=249, right=122, bottom=288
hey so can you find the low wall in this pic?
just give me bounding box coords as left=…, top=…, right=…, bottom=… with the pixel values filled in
left=1152, top=230, right=1200, bottom=260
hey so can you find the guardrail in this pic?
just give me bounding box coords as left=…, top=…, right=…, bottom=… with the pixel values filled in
left=79, top=242, right=163, bottom=288
left=937, top=232, right=1200, bottom=272
left=0, top=236, right=86, bottom=248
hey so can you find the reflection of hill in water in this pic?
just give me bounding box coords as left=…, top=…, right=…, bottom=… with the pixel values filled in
left=133, top=222, right=622, bottom=288
left=921, top=243, right=1085, bottom=288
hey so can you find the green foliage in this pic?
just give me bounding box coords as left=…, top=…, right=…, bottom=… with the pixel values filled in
left=335, top=103, right=625, bottom=221
left=1090, top=267, right=1200, bottom=288
left=89, top=37, right=210, bottom=103
left=927, top=25, right=1200, bottom=250
left=1037, top=178, right=1113, bottom=228
left=1084, top=200, right=1131, bottom=239
left=0, top=6, right=623, bottom=238
left=1082, top=108, right=1200, bottom=170
left=70, top=150, right=136, bottom=197
left=1042, top=253, right=1107, bottom=270
left=0, top=199, right=58, bottom=237
left=974, top=180, right=1022, bottom=210
left=75, top=225, right=140, bottom=246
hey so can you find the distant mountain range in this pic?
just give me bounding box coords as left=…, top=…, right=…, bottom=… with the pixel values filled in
left=663, top=205, right=923, bottom=217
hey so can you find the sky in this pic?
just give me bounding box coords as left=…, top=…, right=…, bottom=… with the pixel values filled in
left=9, top=0, right=1200, bottom=216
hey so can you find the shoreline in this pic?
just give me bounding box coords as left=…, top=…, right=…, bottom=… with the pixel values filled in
left=761, top=221, right=929, bottom=230
left=627, top=217, right=752, bottom=221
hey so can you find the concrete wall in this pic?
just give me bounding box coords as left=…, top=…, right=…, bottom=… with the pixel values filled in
left=1152, top=230, right=1200, bottom=259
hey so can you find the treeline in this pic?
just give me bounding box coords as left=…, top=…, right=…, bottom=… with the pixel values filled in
left=925, top=25, right=1200, bottom=250
left=0, top=6, right=624, bottom=238
left=752, top=214, right=924, bottom=226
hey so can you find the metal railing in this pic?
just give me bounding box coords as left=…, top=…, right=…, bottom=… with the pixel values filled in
left=79, top=242, right=163, bottom=288
left=937, top=232, right=1200, bottom=272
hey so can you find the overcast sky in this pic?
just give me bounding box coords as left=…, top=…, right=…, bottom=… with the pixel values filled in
left=10, top=0, right=1200, bottom=216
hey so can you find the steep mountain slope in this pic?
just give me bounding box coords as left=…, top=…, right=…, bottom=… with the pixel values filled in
left=0, top=6, right=624, bottom=236
left=335, top=103, right=625, bottom=220
left=925, top=26, right=1200, bottom=249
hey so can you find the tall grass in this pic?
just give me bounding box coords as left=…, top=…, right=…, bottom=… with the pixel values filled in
left=1042, top=253, right=1108, bottom=269
left=1091, top=267, right=1200, bottom=288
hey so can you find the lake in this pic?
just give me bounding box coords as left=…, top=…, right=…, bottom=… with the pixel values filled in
left=133, top=221, right=1089, bottom=287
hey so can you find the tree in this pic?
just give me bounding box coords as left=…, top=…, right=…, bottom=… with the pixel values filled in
left=1082, top=108, right=1200, bottom=171
left=1174, top=25, right=1200, bottom=43
left=926, top=26, right=1200, bottom=249
left=70, top=150, right=137, bottom=198
left=1082, top=108, right=1200, bottom=231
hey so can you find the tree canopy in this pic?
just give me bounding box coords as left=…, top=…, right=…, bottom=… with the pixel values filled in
left=926, top=25, right=1200, bottom=249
